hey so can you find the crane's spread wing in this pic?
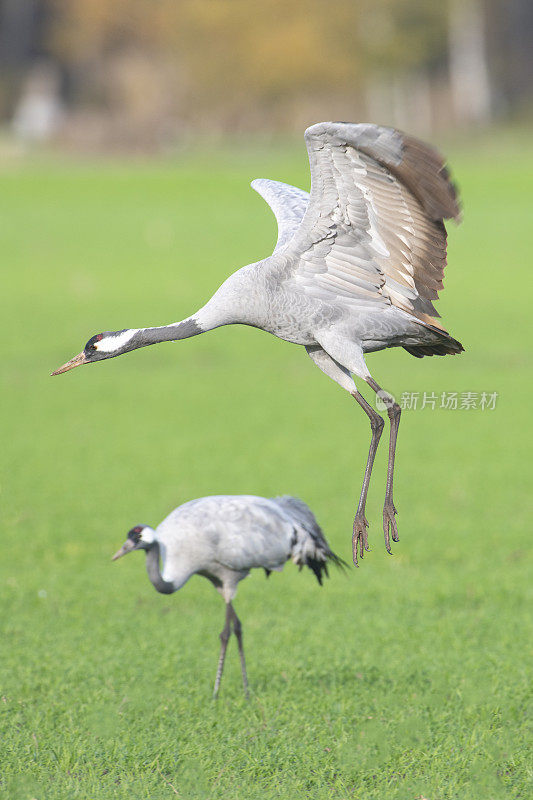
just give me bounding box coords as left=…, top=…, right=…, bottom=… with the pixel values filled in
left=283, top=122, right=461, bottom=328
left=251, top=179, right=309, bottom=253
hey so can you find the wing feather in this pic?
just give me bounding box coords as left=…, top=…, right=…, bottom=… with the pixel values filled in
left=282, top=122, right=460, bottom=329
left=251, top=178, right=309, bottom=253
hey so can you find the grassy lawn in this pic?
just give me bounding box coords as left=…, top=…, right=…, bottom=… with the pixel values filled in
left=1, top=135, right=531, bottom=799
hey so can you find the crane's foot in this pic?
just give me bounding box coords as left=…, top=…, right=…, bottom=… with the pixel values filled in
left=352, top=513, right=369, bottom=566
left=383, top=502, right=399, bottom=554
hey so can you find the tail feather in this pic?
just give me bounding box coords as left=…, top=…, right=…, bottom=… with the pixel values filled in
left=404, top=330, right=464, bottom=359
left=272, top=495, right=348, bottom=584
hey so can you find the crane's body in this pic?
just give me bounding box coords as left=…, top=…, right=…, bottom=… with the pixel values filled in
left=55, top=122, right=463, bottom=566
left=112, top=494, right=343, bottom=697
left=176, top=259, right=444, bottom=351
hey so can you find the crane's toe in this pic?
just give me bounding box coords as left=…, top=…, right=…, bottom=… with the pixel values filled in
left=352, top=513, right=370, bottom=566
left=383, top=503, right=399, bottom=554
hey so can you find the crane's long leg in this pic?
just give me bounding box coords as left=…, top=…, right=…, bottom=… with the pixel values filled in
left=229, top=604, right=249, bottom=699
left=366, top=377, right=401, bottom=554
left=351, top=392, right=385, bottom=565
left=306, top=345, right=385, bottom=566
left=213, top=603, right=232, bottom=699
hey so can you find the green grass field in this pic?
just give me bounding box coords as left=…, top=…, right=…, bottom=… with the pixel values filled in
left=1, top=135, right=531, bottom=799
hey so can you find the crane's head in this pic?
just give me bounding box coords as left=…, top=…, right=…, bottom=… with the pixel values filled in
left=111, top=525, right=156, bottom=561
left=51, top=330, right=138, bottom=375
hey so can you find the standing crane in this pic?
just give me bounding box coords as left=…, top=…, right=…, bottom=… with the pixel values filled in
left=53, top=122, right=463, bottom=565
left=111, top=494, right=344, bottom=697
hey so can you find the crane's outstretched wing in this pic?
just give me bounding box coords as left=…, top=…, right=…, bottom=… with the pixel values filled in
left=251, top=179, right=309, bottom=253
left=283, top=122, right=461, bottom=328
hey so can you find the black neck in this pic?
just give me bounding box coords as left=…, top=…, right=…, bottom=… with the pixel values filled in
left=145, top=543, right=175, bottom=594
left=135, top=317, right=203, bottom=347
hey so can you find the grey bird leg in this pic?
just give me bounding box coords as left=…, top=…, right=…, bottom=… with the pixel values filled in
left=366, top=377, right=401, bottom=554
left=305, top=345, right=387, bottom=566
left=351, top=391, right=385, bottom=566
left=213, top=603, right=232, bottom=699
left=229, top=604, right=249, bottom=699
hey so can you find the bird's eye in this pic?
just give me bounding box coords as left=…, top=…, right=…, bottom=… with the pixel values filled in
left=85, top=334, right=103, bottom=352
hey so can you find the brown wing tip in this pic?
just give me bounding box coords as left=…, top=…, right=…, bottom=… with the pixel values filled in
left=401, top=133, right=462, bottom=222
left=439, top=164, right=462, bottom=222
left=305, top=122, right=462, bottom=222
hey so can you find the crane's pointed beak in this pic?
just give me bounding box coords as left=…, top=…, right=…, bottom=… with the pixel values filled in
left=51, top=351, right=88, bottom=376
left=112, top=539, right=136, bottom=561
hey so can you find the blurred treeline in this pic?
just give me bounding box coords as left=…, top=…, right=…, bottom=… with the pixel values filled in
left=0, top=0, right=531, bottom=151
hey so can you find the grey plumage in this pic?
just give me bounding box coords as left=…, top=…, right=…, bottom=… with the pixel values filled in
left=54, top=121, right=464, bottom=566
left=112, top=494, right=343, bottom=697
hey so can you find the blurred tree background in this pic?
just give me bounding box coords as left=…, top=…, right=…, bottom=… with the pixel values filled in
left=0, top=0, right=531, bottom=150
